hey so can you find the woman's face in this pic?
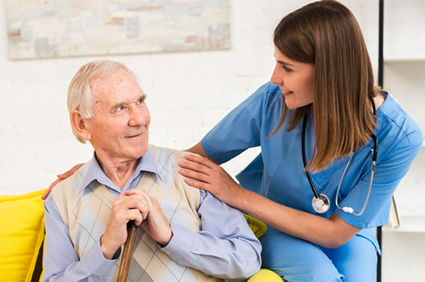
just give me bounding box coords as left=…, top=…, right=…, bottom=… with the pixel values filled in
left=270, top=47, right=315, bottom=110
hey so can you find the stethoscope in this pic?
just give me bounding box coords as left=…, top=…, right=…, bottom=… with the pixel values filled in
left=301, top=103, right=378, bottom=215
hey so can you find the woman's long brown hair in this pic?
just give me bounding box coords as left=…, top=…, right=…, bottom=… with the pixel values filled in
left=272, top=0, right=378, bottom=172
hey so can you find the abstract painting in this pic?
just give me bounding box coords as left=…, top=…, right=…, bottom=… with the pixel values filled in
left=5, top=0, right=231, bottom=59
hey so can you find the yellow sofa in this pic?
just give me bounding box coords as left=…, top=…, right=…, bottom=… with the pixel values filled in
left=0, top=189, right=282, bottom=282
left=0, top=189, right=45, bottom=282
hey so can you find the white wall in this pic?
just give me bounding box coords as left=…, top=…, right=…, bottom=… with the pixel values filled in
left=0, top=0, right=380, bottom=195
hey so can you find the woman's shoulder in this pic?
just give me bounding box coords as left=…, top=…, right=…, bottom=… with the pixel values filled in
left=243, top=82, right=283, bottom=110
left=377, top=92, right=422, bottom=146
left=254, top=81, right=281, bottom=98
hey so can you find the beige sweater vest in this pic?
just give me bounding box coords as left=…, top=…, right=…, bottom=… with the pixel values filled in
left=51, top=145, right=222, bottom=282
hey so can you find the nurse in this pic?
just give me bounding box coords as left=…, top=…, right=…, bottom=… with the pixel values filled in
left=177, top=1, right=423, bottom=281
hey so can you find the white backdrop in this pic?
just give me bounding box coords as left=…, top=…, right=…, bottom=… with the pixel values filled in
left=0, top=0, right=379, bottom=195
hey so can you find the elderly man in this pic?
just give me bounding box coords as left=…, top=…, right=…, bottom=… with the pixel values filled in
left=43, top=60, right=262, bottom=282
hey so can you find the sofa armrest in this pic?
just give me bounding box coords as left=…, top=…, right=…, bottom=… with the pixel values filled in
left=0, top=189, right=46, bottom=282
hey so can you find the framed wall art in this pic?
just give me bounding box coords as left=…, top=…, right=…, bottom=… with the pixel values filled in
left=5, top=0, right=231, bottom=59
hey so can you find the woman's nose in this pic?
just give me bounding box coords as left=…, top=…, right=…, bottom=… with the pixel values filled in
left=270, top=66, right=283, bottom=85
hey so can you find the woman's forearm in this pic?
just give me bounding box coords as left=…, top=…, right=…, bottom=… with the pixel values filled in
left=237, top=188, right=360, bottom=248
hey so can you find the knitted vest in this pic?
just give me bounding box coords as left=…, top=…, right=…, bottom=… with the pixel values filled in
left=51, top=145, right=221, bottom=282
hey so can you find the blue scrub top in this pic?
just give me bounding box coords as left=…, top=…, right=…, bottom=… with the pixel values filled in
left=201, top=82, right=422, bottom=240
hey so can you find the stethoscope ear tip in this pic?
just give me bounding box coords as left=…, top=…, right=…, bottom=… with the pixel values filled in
left=342, top=207, right=354, bottom=214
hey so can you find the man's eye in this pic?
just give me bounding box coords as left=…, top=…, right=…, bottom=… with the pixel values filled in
left=116, top=106, right=125, bottom=112
left=137, top=99, right=144, bottom=105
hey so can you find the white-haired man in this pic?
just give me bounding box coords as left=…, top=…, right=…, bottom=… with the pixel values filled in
left=43, top=60, right=261, bottom=282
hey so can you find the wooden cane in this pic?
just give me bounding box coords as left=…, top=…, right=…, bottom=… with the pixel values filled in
left=117, top=221, right=138, bottom=282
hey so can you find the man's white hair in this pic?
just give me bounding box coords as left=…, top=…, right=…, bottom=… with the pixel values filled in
left=67, top=60, right=139, bottom=143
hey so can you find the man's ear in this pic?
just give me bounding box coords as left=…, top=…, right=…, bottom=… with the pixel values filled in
left=70, top=110, right=91, bottom=141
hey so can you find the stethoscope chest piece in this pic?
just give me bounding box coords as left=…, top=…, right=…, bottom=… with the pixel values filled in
left=312, top=194, right=330, bottom=213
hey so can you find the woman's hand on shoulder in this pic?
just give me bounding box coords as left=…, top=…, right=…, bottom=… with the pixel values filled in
left=41, top=163, right=85, bottom=199
left=178, top=154, right=243, bottom=207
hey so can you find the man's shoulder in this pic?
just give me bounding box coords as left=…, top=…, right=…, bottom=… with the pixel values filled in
left=51, top=162, right=91, bottom=199
left=147, top=144, right=202, bottom=212
left=148, top=144, right=197, bottom=162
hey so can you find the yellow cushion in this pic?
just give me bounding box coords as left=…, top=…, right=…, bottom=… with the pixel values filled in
left=243, top=216, right=282, bottom=281
left=247, top=268, right=284, bottom=282
left=243, top=213, right=268, bottom=238
left=0, top=189, right=46, bottom=282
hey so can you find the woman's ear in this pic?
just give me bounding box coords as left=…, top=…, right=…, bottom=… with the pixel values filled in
left=70, top=110, right=91, bottom=141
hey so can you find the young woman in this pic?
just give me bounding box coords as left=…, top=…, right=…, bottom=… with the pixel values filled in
left=177, top=1, right=423, bottom=281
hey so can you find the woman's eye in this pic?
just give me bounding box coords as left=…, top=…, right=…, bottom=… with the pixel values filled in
left=283, top=67, right=293, bottom=72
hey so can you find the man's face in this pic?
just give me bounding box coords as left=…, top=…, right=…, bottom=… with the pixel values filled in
left=84, top=69, right=151, bottom=163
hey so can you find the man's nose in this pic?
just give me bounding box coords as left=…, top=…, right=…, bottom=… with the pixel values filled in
left=128, top=105, right=146, bottom=126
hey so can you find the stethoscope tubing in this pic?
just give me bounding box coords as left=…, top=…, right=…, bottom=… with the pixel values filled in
left=301, top=112, right=377, bottom=216
left=301, top=114, right=320, bottom=199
